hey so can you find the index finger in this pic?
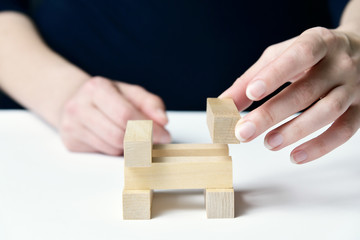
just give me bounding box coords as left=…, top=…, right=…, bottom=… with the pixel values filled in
left=246, top=27, right=329, bottom=101
left=220, top=38, right=295, bottom=110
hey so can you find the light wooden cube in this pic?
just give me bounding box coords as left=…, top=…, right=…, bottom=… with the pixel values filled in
left=124, top=120, right=153, bottom=167
left=205, top=188, right=234, bottom=218
left=123, top=190, right=153, bottom=220
left=207, top=98, right=240, bottom=144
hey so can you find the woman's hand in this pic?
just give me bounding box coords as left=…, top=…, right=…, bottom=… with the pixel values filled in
left=220, top=27, right=360, bottom=164
left=59, top=76, right=171, bottom=155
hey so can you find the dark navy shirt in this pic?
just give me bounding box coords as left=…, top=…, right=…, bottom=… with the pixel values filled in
left=0, top=0, right=348, bottom=110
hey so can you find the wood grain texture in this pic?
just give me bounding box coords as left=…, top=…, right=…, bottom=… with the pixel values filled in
left=124, top=120, right=153, bottom=167
left=152, top=143, right=229, bottom=157
left=123, top=189, right=153, bottom=220
left=207, top=98, right=240, bottom=144
left=205, top=188, right=234, bottom=218
left=124, top=156, right=233, bottom=190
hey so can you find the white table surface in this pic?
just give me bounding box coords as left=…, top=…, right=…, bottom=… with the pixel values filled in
left=0, top=110, right=359, bottom=240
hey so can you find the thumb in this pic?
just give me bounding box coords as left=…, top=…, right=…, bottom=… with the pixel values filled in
left=116, top=82, right=168, bottom=126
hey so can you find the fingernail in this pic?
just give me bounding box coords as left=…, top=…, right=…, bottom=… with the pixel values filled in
left=291, top=150, right=308, bottom=164
left=246, top=80, right=266, bottom=100
left=235, top=121, right=256, bottom=142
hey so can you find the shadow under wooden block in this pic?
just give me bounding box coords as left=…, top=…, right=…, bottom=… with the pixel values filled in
left=205, top=188, right=234, bottom=218
left=207, top=98, right=240, bottom=144
left=123, top=189, right=153, bottom=220
left=124, top=120, right=153, bottom=167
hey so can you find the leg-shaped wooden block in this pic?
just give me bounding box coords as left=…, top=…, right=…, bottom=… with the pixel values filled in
left=124, top=120, right=153, bottom=167
left=205, top=188, right=234, bottom=218
left=207, top=98, right=240, bottom=144
left=123, top=190, right=153, bottom=220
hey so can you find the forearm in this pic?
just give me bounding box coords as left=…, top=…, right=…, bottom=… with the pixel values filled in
left=0, top=11, right=90, bottom=128
left=339, top=0, right=360, bottom=34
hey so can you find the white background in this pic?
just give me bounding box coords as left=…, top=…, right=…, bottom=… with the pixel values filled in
left=0, top=111, right=359, bottom=240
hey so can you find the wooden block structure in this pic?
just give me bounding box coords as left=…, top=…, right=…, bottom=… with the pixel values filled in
left=123, top=98, right=240, bottom=219
left=207, top=98, right=241, bottom=144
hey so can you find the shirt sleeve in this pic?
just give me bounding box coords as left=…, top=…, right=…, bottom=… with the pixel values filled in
left=0, top=0, right=29, bottom=13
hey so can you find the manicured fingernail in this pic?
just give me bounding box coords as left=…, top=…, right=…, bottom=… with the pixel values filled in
left=265, top=133, right=283, bottom=149
left=246, top=80, right=266, bottom=100
left=235, top=121, right=256, bottom=142
left=291, top=150, right=308, bottom=164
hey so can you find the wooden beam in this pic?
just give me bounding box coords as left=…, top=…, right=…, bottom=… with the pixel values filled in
left=207, top=98, right=240, bottom=144
left=152, top=143, right=229, bottom=157
left=205, top=188, right=234, bottom=218
left=124, top=156, right=233, bottom=190
left=124, top=120, right=153, bottom=167
left=123, top=189, right=153, bottom=220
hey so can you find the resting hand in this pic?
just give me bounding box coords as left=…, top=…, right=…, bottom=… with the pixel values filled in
left=59, top=76, right=171, bottom=155
left=220, top=27, right=360, bottom=164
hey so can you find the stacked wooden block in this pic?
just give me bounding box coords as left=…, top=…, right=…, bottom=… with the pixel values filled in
left=122, top=98, right=240, bottom=219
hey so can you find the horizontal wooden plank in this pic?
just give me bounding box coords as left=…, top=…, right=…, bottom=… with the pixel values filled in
left=124, top=156, right=233, bottom=190
left=152, top=144, right=229, bottom=157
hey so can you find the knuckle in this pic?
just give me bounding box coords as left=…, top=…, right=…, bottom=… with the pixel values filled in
left=64, top=100, right=79, bottom=116
left=312, top=27, right=336, bottom=44
left=263, top=45, right=276, bottom=57
left=324, top=96, right=347, bottom=115
left=91, top=76, right=107, bottom=85
left=298, top=28, right=330, bottom=60
left=289, top=122, right=305, bottom=138
left=338, top=121, right=356, bottom=142
left=261, top=45, right=280, bottom=62
left=337, top=53, right=357, bottom=73
left=148, top=94, right=164, bottom=106
left=119, top=106, right=133, bottom=121
left=291, top=81, right=315, bottom=107
left=294, top=41, right=318, bottom=62
left=83, top=79, right=98, bottom=94
left=257, top=107, right=276, bottom=126
left=127, top=84, right=146, bottom=94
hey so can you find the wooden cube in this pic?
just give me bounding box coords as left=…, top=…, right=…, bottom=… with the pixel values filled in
left=124, top=120, right=153, bottom=167
left=205, top=188, right=234, bottom=218
left=207, top=98, right=240, bottom=144
left=123, top=190, right=153, bottom=220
